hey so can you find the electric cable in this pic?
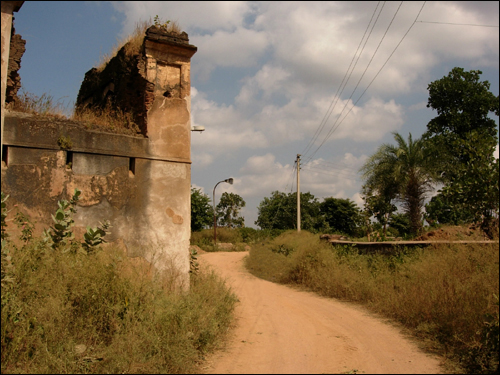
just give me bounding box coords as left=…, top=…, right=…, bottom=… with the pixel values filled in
left=317, top=1, right=426, bottom=151
left=305, top=1, right=406, bottom=163
left=301, top=1, right=383, bottom=157
left=416, top=20, right=498, bottom=27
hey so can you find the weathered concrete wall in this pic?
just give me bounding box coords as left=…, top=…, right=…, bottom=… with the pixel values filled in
left=1, top=1, right=24, bottom=157
left=1, top=24, right=197, bottom=290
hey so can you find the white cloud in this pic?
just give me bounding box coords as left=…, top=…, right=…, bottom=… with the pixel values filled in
left=238, top=153, right=294, bottom=197
left=113, top=1, right=253, bottom=34
left=192, top=27, right=269, bottom=80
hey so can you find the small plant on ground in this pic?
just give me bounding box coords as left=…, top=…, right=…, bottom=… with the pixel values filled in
left=190, top=247, right=200, bottom=275
left=41, top=189, right=111, bottom=254
left=82, top=220, right=111, bottom=254
left=13, top=210, right=34, bottom=244
left=43, top=188, right=81, bottom=250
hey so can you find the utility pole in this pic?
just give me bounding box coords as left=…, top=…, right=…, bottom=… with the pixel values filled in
left=296, top=154, right=301, bottom=232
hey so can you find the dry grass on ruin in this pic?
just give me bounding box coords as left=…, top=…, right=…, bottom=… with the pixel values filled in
left=72, top=103, right=141, bottom=136
left=8, top=89, right=142, bottom=136
left=95, top=17, right=182, bottom=71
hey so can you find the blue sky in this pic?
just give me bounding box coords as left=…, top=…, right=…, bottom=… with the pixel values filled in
left=12, top=1, right=499, bottom=228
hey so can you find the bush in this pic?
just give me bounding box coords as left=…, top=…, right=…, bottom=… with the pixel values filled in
left=1, top=193, right=237, bottom=374
left=1, top=241, right=237, bottom=373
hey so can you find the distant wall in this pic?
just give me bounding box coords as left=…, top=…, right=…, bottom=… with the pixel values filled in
left=1, top=23, right=198, bottom=290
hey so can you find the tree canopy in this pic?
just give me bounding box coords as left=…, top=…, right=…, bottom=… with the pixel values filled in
left=360, top=132, right=437, bottom=236
left=424, top=67, right=499, bottom=234
left=425, top=67, right=498, bottom=143
left=216, top=192, right=246, bottom=228
left=320, top=197, right=361, bottom=236
left=190, top=187, right=213, bottom=232
left=255, top=191, right=327, bottom=232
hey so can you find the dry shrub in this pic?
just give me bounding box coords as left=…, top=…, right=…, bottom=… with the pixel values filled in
left=72, top=102, right=141, bottom=136
left=1, top=238, right=237, bottom=374
left=8, top=89, right=68, bottom=118
left=96, top=17, right=183, bottom=72
left=191, top=228, right=246, bottom=252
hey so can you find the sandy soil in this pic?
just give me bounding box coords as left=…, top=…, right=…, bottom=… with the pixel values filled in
left=199, top=251, right=443, bottom=374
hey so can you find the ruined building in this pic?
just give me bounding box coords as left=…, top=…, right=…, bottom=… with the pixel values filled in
left=1, top=2, right=198, bottom=289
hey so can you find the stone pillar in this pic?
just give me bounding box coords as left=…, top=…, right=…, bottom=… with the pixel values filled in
left=137, top=27, right=197, bottom=290
left=1, top=1, right=23, bottom=158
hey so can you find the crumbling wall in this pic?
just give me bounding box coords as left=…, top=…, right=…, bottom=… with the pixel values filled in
left=5, top=20, right=25, bottom=106
left=76, top=26, right=196, bottom=138
left=76, top=47, right=150, bottom=136
left=2, top=24, right=197, bottom=290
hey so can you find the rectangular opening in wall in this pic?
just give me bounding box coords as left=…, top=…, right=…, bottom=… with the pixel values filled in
left=66, top=151, right=73, bottom=170
left=129, top=157, right=136, bottom=177
left=156, top=63, right=181, bottom=98
left=1, top=146, right=8, bottom=167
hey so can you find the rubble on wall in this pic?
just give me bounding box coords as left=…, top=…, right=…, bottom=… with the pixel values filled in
left=75, top=25, right=195, bottom=138
left=6, top=20, right=26, bottom=106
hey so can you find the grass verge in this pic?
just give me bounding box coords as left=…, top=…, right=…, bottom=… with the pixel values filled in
left=190, top=227, right=285, bottom=252
left=1, top=239, right=237, bottom=374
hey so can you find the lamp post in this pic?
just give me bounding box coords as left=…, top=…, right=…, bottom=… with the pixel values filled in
left=213, top=178, right=233, bottom=244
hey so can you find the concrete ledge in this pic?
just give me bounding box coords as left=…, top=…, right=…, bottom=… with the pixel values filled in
left=3, top=112, right=191, bottom=164
left=328, top=240, right=499, bottom=249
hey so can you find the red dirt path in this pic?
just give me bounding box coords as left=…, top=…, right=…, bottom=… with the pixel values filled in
left=199, top=251, right=443, bottom=374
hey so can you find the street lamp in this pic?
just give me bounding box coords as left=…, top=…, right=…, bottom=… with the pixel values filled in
left=213, top=178, right=234, bottom=244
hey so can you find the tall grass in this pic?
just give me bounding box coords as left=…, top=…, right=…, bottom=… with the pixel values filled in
left=1, top=238, right=237, bottom=374
left=8, top=89, right=68, bottom=118
left=190, top=227, right=285, bottom=252
left=246, top=231, right=499, bottom=373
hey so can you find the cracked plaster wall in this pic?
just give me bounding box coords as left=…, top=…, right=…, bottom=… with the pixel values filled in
left=2, top=25, right=197, bottom=290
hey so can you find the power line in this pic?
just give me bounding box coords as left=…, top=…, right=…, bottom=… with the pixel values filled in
left=301, top=165, right=360, bottom=179
left=305, top=1, right=426, bottom=165
left=416, top=20, right=499, bottom=27
left=305, top=1, right=407, bottom=163
left=301, top=1, right=384, bottom=158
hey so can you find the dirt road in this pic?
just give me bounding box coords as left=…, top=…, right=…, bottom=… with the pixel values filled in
left=199, top=251, right=443, bottom=374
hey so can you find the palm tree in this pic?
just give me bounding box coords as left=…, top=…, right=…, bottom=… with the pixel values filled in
left=360, top=132, right=437, bottom=236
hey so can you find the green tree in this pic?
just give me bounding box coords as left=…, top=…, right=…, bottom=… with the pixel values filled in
left=255, top=191, right=294, bottom=230
left=216, top=192, right=246, bottom=228
left=388, top=212, right=411, bottom=237
left=255, top=191, right=326, bottom=232
left=439, top=132, right=499, bottom=236
left=360, top=132, right=438, bottom=236
left=191, top=187, right=213, bottom=231
left=361, top=184, right=397, bottom=237
left=320, top=197, right=361, bottom=236
left=424, top=67, right=499, bottom=234
left=424, top=192, right=474, bottom=227
left=425, top=67, right=498, bottom=149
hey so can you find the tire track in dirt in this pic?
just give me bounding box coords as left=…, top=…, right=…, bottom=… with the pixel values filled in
left=200, top=251, right=443, bottom=374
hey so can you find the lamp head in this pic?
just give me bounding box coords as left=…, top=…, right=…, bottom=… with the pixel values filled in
left=225, top=178, right=234, bottom=185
